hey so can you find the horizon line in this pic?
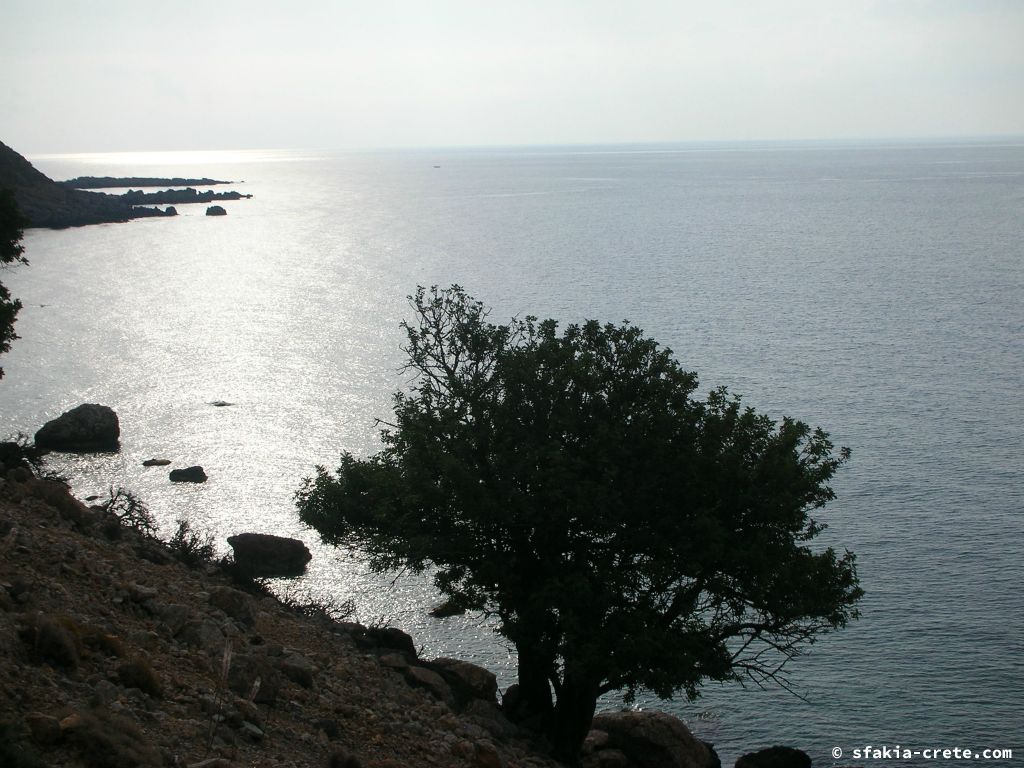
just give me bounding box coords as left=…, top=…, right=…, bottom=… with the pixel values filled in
left=24, top=132, right=1024, bottom=160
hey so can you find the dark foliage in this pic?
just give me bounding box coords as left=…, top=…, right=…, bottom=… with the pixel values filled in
left=167, top=518, right=216, bottom=567
left=27, top=615, right=81, bottom=669
left=0, top=722, right=46, bottom=768
left=102, top=486, right=158, bottom=538
left=297, top=285, right=863, bottom=763
left=0, top=188, right=29, bottom=379
left=62, top=707, right=161, bottom=768
left=116, top=658, right=164, bottom=698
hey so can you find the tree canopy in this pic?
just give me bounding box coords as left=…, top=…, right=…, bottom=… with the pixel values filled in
left=297, top=285, right=862, bottom=763
left=0, top=189, right=29, bottom=378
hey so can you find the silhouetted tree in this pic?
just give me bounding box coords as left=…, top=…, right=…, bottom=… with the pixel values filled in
left=0, top=189, right=29, bottom=378
left=297, top=285, right=863, bottom=764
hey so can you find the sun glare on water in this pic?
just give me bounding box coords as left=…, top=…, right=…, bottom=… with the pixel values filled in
left=29, top=149, right=312, bottom=166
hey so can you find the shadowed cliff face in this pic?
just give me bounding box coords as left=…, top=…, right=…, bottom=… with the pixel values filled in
left=0, top=141, right=174, bottom=228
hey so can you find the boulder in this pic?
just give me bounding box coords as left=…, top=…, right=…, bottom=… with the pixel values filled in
left=589, top=710, right=715, bottom=768
left=405, top=665, right=453, bottom=702
left=356, top=625, right=417, bottom=659
left=228, top=654, right=282, bottom=704
left=208, top=587, right=256, bottom=626
left=278, top=651, right=316, bottom=688
left=34, top=404, right=120, bottom=452
left=735, top=747, right=810, bottom=768
left=432, top=657, right=498, bottom=702
left=226, top=532, right=312, bottom=576
left=206, top=205, right=227, bottom=216
left=170, top=466, right=207, bottom=483
left=178, top=619, right=224, bottom=653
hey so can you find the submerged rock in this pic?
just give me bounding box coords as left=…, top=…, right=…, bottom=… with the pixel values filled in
left=34, top=404, right=120, bottom=452
left=142, top=458, right=171, bottom=467
left=226, top=532, right=312, bottom=576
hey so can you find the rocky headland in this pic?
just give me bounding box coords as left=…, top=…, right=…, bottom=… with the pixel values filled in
left=0, top=141, right=249, bottom=228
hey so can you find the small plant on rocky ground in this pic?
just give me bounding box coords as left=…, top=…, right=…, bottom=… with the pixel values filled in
left=167, top=518, right=216, bottom=567
left=279, top=590, right=357, bottom=623
left=205, top=637, right=247, bottom=755
left=5, top=432, right=67, bottom=483
left=116, top=657, right=163, bottom=698
left=102, top=486, right=158, bottom=538
left=22, top=614, right=82, bottom=669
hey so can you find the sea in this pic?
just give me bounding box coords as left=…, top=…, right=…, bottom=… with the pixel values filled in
left=1, top=139, right=1022, bottom=766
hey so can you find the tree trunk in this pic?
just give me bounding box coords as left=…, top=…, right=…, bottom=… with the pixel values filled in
left=509, top=644, right=554, bottom=723
left=549, top=675, right=600, bottom=767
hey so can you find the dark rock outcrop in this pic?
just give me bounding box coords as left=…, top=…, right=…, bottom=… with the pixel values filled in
left=0, top=140, right=247, bottom=228
left=586, top=711, right=716, bottom=768
left=206, top=205, right=227, bottom=216
left=0, top=441, right=31, bottom=471
left=226, top=532, right=312, bottom=576
left=169, top=466, right=207, bottom=483
left=735, top=747, right=811, bottom=768
left=431, top=657, right=498, bottom=703
left=0, top=140, right=177, bottom=228
left=34, top=404, right=120, bottom=452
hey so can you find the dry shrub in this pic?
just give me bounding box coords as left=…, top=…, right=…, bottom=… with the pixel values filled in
left=22, top=615, right=82, bottom=669
left=116, top=658, right=163, bottom=698
left=167, top=518, right=216, bottom=567
left=61, top=708, right=160, bottom=768
left=83, top=630, right=126, bottom=659
left=102, top=487, right=157, bottom=538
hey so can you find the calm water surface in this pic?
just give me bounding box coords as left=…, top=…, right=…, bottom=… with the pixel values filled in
left=2, top=140, right=1022, bottom=765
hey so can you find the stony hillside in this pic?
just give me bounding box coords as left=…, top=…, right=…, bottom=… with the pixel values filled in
left=0, top=466, right=567, bottom=768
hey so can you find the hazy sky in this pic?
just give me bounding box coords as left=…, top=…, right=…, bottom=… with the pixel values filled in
left=2, top=0, right=1022, bottom=152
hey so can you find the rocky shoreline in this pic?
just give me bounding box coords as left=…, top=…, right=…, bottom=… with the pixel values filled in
left=1, top=404, right=825, bottom=767
left=0, top=440, right=823, bottom=768
left=0, top=141, right=249, bottom=228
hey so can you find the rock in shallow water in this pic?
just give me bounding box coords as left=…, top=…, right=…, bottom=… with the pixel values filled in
left=169, top=466, right=207, bottom=483
left=34, top=403, right=120, bottom=452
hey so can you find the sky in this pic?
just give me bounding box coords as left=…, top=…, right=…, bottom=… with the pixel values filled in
left=1, top=0, right=1022, bottom=153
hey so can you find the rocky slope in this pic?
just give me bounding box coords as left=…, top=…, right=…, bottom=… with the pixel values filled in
left=0, top=468, right=567, bottom=768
